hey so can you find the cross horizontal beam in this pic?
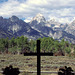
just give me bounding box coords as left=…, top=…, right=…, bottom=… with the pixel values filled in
left=24, top=53, right=53, bottom=56
left=40, top=53, right=53, bottom=56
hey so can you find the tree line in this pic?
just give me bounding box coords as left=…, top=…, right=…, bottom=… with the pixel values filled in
left=0, top=36, right=36, bottom=54
left=38, top=37, right=72, bottom=55
left=0, top=36, right=75, bottom=56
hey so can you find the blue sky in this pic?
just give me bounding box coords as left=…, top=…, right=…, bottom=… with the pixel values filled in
left=0, top=0, right=75, bottom=23
left=0, top=0, right=8, bottom=3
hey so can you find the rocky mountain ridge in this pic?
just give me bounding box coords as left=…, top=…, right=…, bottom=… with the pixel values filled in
left=29, top=13, right=75, bottom=43
left=29, top=13, right=68, bottom=31
left=0, top=14, right=75, bottom=43
left=65, top=20, right=75, bottom=36
left=0, top=15, right=47, bottom=40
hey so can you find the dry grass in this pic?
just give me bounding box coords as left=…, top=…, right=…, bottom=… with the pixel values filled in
left=41, top=56, right=75, bottom=71
left=0, top=54, right=75, bottom=75
left=0, top=54, right=37, bottom=71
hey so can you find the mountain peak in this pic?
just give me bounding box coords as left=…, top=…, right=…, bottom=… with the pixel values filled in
left=50, top=19, right=56, bottom=22
left=30, top=13, right=46, bottom=24
left=36, top=13, right=44, bottom=17
left=9, top=16, right=19, bottom=22
left=0, top=16, right=3, bottom=20
left=71, top=20, right=75, bottom=24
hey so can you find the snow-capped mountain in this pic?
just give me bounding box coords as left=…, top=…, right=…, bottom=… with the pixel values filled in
left=29, top=13, right=75, bottom=43
left=46, top=19, right=67, bottom=31
left=29, top=13, right=46, bottom=28
left=0, top=16, right=47, bottom=39
left=0, top=14, right=75, bottom=43
left=29, top=13, right=67, bottom=32
left=29, top=13, right=67, bottom=31
left=30, top=13, right=46, bottom=24
left=65, top=20, right=75, bottom=36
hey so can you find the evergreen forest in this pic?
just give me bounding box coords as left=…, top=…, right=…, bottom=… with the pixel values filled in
left=0, top=36, right=75, bottom=57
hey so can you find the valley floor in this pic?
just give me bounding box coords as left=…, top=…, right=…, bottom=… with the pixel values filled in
left=0, top=54, right=75, bottom=75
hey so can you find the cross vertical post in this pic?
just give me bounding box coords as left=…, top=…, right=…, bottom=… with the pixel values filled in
left=37, top=40, right=40, bottom=75
left=24, top=40, right=53, bottom=75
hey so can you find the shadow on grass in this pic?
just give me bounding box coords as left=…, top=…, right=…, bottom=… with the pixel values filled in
left=2, top=65, right=20, bottom=75
left=58, top=66, right=74, bottom=75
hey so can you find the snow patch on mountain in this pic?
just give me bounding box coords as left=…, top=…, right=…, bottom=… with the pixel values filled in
left=30, top=13, right=46, bottom=24
left=9, top=24, right=21, bottom=34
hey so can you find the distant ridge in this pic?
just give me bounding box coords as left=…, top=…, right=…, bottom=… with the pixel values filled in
left=0, top=14, right=75, bottom=43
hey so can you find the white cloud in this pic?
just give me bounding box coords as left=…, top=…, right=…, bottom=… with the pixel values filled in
left=48, top=15, right=73, bottom=24
left=58, top=18, right=72, bottom=23
left=24, top=17, right=32, bottom=23
left=0, top=0, right=75, bottom=23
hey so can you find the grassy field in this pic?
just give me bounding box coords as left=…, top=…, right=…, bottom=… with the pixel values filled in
left=0, top=54, right=75, bottom=75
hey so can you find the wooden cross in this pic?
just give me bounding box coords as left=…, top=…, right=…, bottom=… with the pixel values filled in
left=24, top=40, right=53, bottom=75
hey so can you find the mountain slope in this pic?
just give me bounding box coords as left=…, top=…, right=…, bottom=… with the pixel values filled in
left=29, top=13, right=75, bottom=43
left=0, top=16, right=47, bottom=39
left=0, top=14, right=75, bottom=43
left=29, top=13, right=67, bottom=31
left=65, top=20, right=75, bottom=36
